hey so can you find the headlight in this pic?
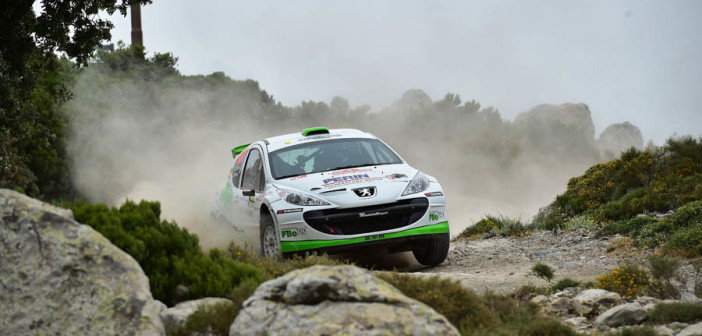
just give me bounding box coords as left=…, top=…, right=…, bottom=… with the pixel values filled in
left=401, top=172, right=430, bottom=196
left=277, top=189, right=330, bottom=206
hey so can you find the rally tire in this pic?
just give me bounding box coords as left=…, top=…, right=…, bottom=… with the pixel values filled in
left=260, top=214, right=280, bottom=258
left=412, top=233, right=450, bottom=266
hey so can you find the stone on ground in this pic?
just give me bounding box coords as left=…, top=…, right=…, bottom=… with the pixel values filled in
left=229, top=265, right=459, bottom=336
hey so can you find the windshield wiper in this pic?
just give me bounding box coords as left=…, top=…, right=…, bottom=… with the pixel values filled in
left=323, top=163, right=385, bottom=172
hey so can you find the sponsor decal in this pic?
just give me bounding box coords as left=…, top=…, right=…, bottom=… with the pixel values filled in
left=297, top=134, right=342, bottom=142
left=322, top=174, right=382, bottom=187
left=359, top=211, right=389, bottom=218
left=428, top=211, right=445, bottom=222
left=352, top=186, right=376, bottom=198
left=384, top=173, right=408, bottom=180
left=281, top=226, right=307, bottom=238
left=425, top=191, right=444, bottom=197
left=332, top=168, right=373, bottom=176
left=364, top=234, right=385, bottom=241
left=277, top=208, right=303, bottom=214
left=289, top=174, right=307, bottom=181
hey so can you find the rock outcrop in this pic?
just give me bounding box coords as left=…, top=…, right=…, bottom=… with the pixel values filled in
left=0, top=189, right=164, bottom=335
left=514, top=103, right=596, bottom=142
left=594, top=302, right=647, bottom=327
left=161, top=298, right=233, bottom=331
left=230, top=265, right=459, bottom=336
left=597, top=122, right=644, bottom=158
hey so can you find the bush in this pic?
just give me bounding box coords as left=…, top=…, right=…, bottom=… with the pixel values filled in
left=65, top=199, right=264, bottom=306
left=378, top=273, right=575, bottom=335
left=530, top=263, right=555, bottom=283
left=600, top=326, right=661, bottom=336
left=601, top=216, right=658, bottom=236
left=552, top=278, right=580, bottom=292
left=511, top=285, right=552, bottom=305
left=457, top=215, right=530, bottom=240
left=647, top=254, right=681, bottom=299
left=597, top=264, right=650, bottom=300
left=225, top=242, right=346, bottom=279
left=647, top=302, right=702, bottom=324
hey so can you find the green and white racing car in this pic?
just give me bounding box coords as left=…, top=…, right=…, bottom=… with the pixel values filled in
left=213, top=127, right=449, bottom=266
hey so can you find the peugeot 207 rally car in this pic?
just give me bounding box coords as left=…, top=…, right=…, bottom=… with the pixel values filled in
left=213, top=127, right=449, bottom=266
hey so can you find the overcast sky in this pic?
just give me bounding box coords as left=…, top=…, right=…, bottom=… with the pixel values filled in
left=103, top=0, right=702, bottom=144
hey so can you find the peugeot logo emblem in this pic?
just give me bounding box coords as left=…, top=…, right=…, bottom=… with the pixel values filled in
left=353, top=186, right=376, bottom=198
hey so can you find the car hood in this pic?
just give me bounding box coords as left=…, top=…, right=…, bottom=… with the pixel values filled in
left=272, top=164, right=419, bottom=208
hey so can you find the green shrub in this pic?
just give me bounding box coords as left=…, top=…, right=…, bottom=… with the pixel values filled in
left=598, top=264, right=650, bottom=300
left=647, top=302, right=702, bottom=324
left=65, top=199, right=264, bottom=306
left=530, top=263, right=555, bottom=283
left=458, top=215, right=530, bottom=239
left=552, top=278, right=580, bottom=292
left=647, top=255, right=681, bottom=299
left=601, top=216, right=658, bottom=236
left=225, top=242, right=346, bottom=279
left=378, top=273, right=489, bottom=329
left=562, top=214, right=597, bottom=231
left=600, top=326, right=661, bottom=336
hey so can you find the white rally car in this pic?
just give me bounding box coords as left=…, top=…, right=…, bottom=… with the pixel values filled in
left=213, top=127, right=449, bottom=266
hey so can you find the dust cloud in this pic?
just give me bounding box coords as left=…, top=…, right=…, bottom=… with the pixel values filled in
left=63, top=62, right=629, bottom=250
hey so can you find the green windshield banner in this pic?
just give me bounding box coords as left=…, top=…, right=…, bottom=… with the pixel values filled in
left=280, top=221, right=449, bottom=253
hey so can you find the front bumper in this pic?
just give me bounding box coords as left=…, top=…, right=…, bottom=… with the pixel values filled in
left=280, top=221, right=449, bottom=254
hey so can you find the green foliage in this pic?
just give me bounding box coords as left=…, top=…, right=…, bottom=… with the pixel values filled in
left=225, top=242, right=346, bottom=279
left=457, top=215, right=530, bottom=240
left=600, top=326, right=661, bottom=336
left=552, top=278, right=580, bottom=292
left=646, top=255, right=681, bottom=299
left=65, top=199, right=264, bottom=306
left=646, top=302, right=702, bottom=324
left=601, top=216, right=657, bottom=236
left=597, top=264, right=650, bottom=300
left=542, top=138, right=702, bottom=235
left=530, top=263, right=555, bottom=283
left=377, top=273, right=575, bottom=336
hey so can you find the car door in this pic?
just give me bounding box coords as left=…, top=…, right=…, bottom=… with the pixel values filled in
left=238, top=146, right=265, bottom=214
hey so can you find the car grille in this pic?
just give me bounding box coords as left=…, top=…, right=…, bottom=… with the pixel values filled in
left=302, top=198, right=429, bottom=235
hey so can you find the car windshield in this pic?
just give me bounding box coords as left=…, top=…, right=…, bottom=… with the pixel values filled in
left=269, top=138, right=403, bottom=179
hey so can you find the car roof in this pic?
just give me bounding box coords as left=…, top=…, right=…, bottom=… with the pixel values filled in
left=263, top=128, right=377, bottom=152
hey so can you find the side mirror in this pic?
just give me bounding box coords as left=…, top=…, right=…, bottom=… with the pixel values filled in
left=242, top=189, right=255, bottom=197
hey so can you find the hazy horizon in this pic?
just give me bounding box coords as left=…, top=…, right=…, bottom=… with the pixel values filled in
left=97, top=0, right=702, bottom=145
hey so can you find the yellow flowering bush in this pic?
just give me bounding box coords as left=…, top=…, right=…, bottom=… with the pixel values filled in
left=597, top=264, right=650, bottom=300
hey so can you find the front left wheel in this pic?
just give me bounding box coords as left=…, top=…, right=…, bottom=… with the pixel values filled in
left=260, top=214, right=280, bottom=257
left=412, top=233, right=450, bottom=266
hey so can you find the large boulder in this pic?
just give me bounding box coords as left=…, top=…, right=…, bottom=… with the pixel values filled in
left=229, top=265, right=459, bottom=336
left=0, top=189, right=164, bottom=335
left=594, top=302, right=647, bottom=327
left=597, top=122, right=644, bottom=158
left=514, top=103, right=596, bottom=142
left=573, top=289, right=622, bottom=317
left=678, top=321, right=702, bottom=336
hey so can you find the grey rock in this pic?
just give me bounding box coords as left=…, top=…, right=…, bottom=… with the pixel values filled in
left=229, top=265, right=459, bottom=336
left=154, top=300, right=168, bottom=313
left=514, top=103, right=596, bottom=142
left=594, top=302, right=647, bottom=327
left=565, top=317, right=589, bottom=330
left=530, top=295, right=549, bottom=304
left=573, top=289, right=622, bottom=316
left=597, top=122, right=644, bottom=159
left=654, top=325, right=675, bottom=336
left=681, top=292, right=702, bottom=303
left=0, top=189, right=164, bottom=336
left=678, top=321, right=702, bottom=336
left=161, top=298, right=233, bottom=331
left=553, top=287, right=578, bottom=298
left=635, top=296, right=661, bottom=306
left=550, top=297, right=576, bottom=316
